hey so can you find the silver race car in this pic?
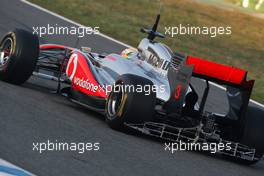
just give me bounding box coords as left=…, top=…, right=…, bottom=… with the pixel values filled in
left=0, top=14, right=263, bottom=164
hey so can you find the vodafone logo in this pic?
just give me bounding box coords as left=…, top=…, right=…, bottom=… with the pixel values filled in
left=66, top=53, right=78, bottom=81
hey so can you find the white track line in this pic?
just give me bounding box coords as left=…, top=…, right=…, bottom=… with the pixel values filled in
left=20, top=0, right=264, bottom=108
left=20, top=0, right=132, bottom=48
left=0, top=158, right=36, bottom=176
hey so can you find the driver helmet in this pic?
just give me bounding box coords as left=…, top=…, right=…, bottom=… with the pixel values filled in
left=121, top=48, right=138, bottom=59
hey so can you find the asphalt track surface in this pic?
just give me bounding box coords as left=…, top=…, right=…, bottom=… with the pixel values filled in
left=0, top=0, right=263, bottom=176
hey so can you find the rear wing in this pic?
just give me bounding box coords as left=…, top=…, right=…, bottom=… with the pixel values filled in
left=186, top=56, right=248, bottom=87
left=186, top=55, right=255, bottom=139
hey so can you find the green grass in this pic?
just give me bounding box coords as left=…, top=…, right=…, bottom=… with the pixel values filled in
left=29, top=0, right=264, bottom=103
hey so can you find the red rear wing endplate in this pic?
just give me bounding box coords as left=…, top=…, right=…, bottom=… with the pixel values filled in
left=186, top=56, right=247, bottom=85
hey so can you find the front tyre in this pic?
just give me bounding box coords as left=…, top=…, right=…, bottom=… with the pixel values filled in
left=0, top=29, right=39, bottom=85
left=105, top=74, right=156, bottom=130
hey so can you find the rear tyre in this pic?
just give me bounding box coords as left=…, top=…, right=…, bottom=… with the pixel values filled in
left=237, top=105, right=264, bottom=165
left=105, top=74, right=156, bottom=130
left=0, top=29, right=39, bottom=84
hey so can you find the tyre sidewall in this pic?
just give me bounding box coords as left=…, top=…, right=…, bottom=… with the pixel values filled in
left=0, top=29, right=39, bottom=84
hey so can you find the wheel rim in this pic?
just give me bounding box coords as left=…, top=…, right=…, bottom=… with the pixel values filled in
left=0, top=38, right=13, bottom=66
left=107, top=85, right=124, bottom=119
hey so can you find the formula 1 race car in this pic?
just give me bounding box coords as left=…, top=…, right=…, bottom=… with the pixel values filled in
left=0, top=14, right=263, bottom=164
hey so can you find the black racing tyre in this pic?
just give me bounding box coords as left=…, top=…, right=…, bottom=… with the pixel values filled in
left=105, top=74, right=156, bottom=130
left=0, top=29, right=39, bottom=84
left=238, top=104, right=264, bottom=165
